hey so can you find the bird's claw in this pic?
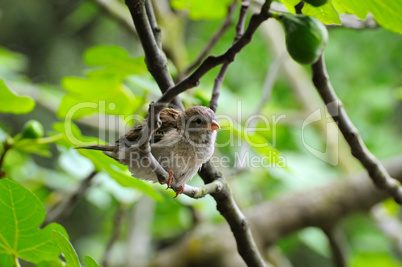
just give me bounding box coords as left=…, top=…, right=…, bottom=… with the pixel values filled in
left=166, top=170, right=174, bottom=189
left=173, top=185, right=185, bottom=198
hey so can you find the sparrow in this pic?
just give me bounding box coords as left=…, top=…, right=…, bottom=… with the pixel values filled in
left=78, top=106, right=220, bottom=197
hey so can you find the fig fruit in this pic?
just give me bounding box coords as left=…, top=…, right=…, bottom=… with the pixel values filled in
left=21, top=120, right=44, bottom=139
left=280, top=13, right=328, bottom=65
left=304, top=0, right=328, bottom=7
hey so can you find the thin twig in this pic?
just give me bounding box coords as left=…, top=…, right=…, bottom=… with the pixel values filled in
left=144, top=0, right=161, bottom=47
left=311, top=56, right=402, bottom=204
left=210, top=0, right=251, bottom=112
left=44, top=170, right=98, bottom=225
left=102, top=204, right=127, bottom=267
left=184, top=0, right=238, bottom=76
left=126, top=0, right=273, bottom=187
left=182, top=179, right=224, bottom=198
left=323, top=227, right=347, bottom=267
left=125, top=0, right=183, bottom=110
left=125, top=1, right=272, bottom=265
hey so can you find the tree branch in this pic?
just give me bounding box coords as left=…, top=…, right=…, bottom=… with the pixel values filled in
left=198, top=162, right=268, bottom=267
left=184, top=0, right=238, bottom=76
left=125, top=0, right=273, bottom=190
left=124, top=0, right=183, bottom=109
left=210, top=0, right=251, bottom=112
left=311, top=56, right=402, bottom=204
left=323, top=227, right=347, bottom=267
left=144, top=0, right=161, bottom=47
left=182, top=179, right=224, bottom=199
left=124, top=1, right=274, bottom=265
left=154, top=155, right=402, bottom=266
left=44, top=170, right=98, bottom=225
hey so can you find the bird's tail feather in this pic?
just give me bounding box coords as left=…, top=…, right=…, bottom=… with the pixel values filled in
left=75, top=145, right=115, bottom=151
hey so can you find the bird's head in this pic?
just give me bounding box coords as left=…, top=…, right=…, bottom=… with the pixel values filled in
left=179, top=106, right=220, bottom=143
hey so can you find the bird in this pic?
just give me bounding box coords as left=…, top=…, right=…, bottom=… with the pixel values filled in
left=78, top=106, right=220, bottom=197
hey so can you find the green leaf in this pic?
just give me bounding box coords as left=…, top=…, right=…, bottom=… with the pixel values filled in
left=171, top=0, right=233, bottom=20
left=52, top=231, right=81, bottom=267
left=332, top=0, right=369, bottom=20
left=351, top=252, right=401, bottom=267
left=57, top=77, right=137, bottom=120
left=84, top=45, right=146, bottom=79
left=85, top=256, right=102, bottom=267
left=0, top=179, right=65, bottom=265
left=333, top=0, right=402, bottom=34
left=0, top=79, right=35, bottom=114
left=37, top=259, right=65, bottom=267
left=279, top=0, right=301, bottom=13
left=366, top=0, right=402, bottom=34
left=52, top=122, right=163, bottom=202
left=303, top=2, right=341, bottom=24
left=396, top=87, right=402, bottom=100
left=0, top=47, right=27, bottom=77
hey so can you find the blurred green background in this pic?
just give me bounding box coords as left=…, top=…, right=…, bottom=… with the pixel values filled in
left=0, top=0, right=401, bottom=266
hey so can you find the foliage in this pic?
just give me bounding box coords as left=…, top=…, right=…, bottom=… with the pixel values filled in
left=0, top=79, right=35, bottom=114
left=0, top=178, right=96, bottom=266
left=0, top=0, right=401, bottom=266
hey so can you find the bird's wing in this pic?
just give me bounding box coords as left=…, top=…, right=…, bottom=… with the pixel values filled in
left=117, top=108, right=181, bottom=146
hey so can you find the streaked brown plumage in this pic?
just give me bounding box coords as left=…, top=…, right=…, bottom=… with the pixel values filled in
left=78, top=106, right=220, bottom=197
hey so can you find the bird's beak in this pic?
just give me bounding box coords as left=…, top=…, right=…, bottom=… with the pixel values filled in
left=209, top=120, right=220, bottom=131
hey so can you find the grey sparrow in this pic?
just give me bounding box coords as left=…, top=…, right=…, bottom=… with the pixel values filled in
left=78, top=106, right=220, bottom=197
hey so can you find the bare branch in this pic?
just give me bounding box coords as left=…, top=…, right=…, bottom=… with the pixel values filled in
left=323, top=228, right=347, bottom=267
left=144, top=0, right=161, bottom=47
left=126, top=0, right=273, bottom=187
left=210, top=0, right=251, bottom=112
left=311, top=56, right=402, bottom=204
left=184, top=0, right=238, bottom=76
left=182, top=179, right=224, bottom=199
left=44, top=170, right=98, bottom=225
left=124, top=1, right=273, bottom=265
left=124, top=0, right=183, bottom=110
left=199, top=162, right=268, bottom=267
left=102, top=205, right=127, bottom=267
left=155, top=155, right=402, bottom=266
left=157, top=1, right=271, bottom=109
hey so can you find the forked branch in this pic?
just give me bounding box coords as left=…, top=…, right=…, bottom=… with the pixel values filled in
left=124, top=0, right=273, bottom=265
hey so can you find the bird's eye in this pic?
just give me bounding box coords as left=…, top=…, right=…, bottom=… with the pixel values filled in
left=196, top=119, right=202, bottom=124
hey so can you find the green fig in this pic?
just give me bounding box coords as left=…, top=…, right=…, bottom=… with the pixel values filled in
left=21, top=120, right=44, bottom=139
left=280, top=13, right=328, bottom=65
left=304, top=0, right=328, bottom=7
